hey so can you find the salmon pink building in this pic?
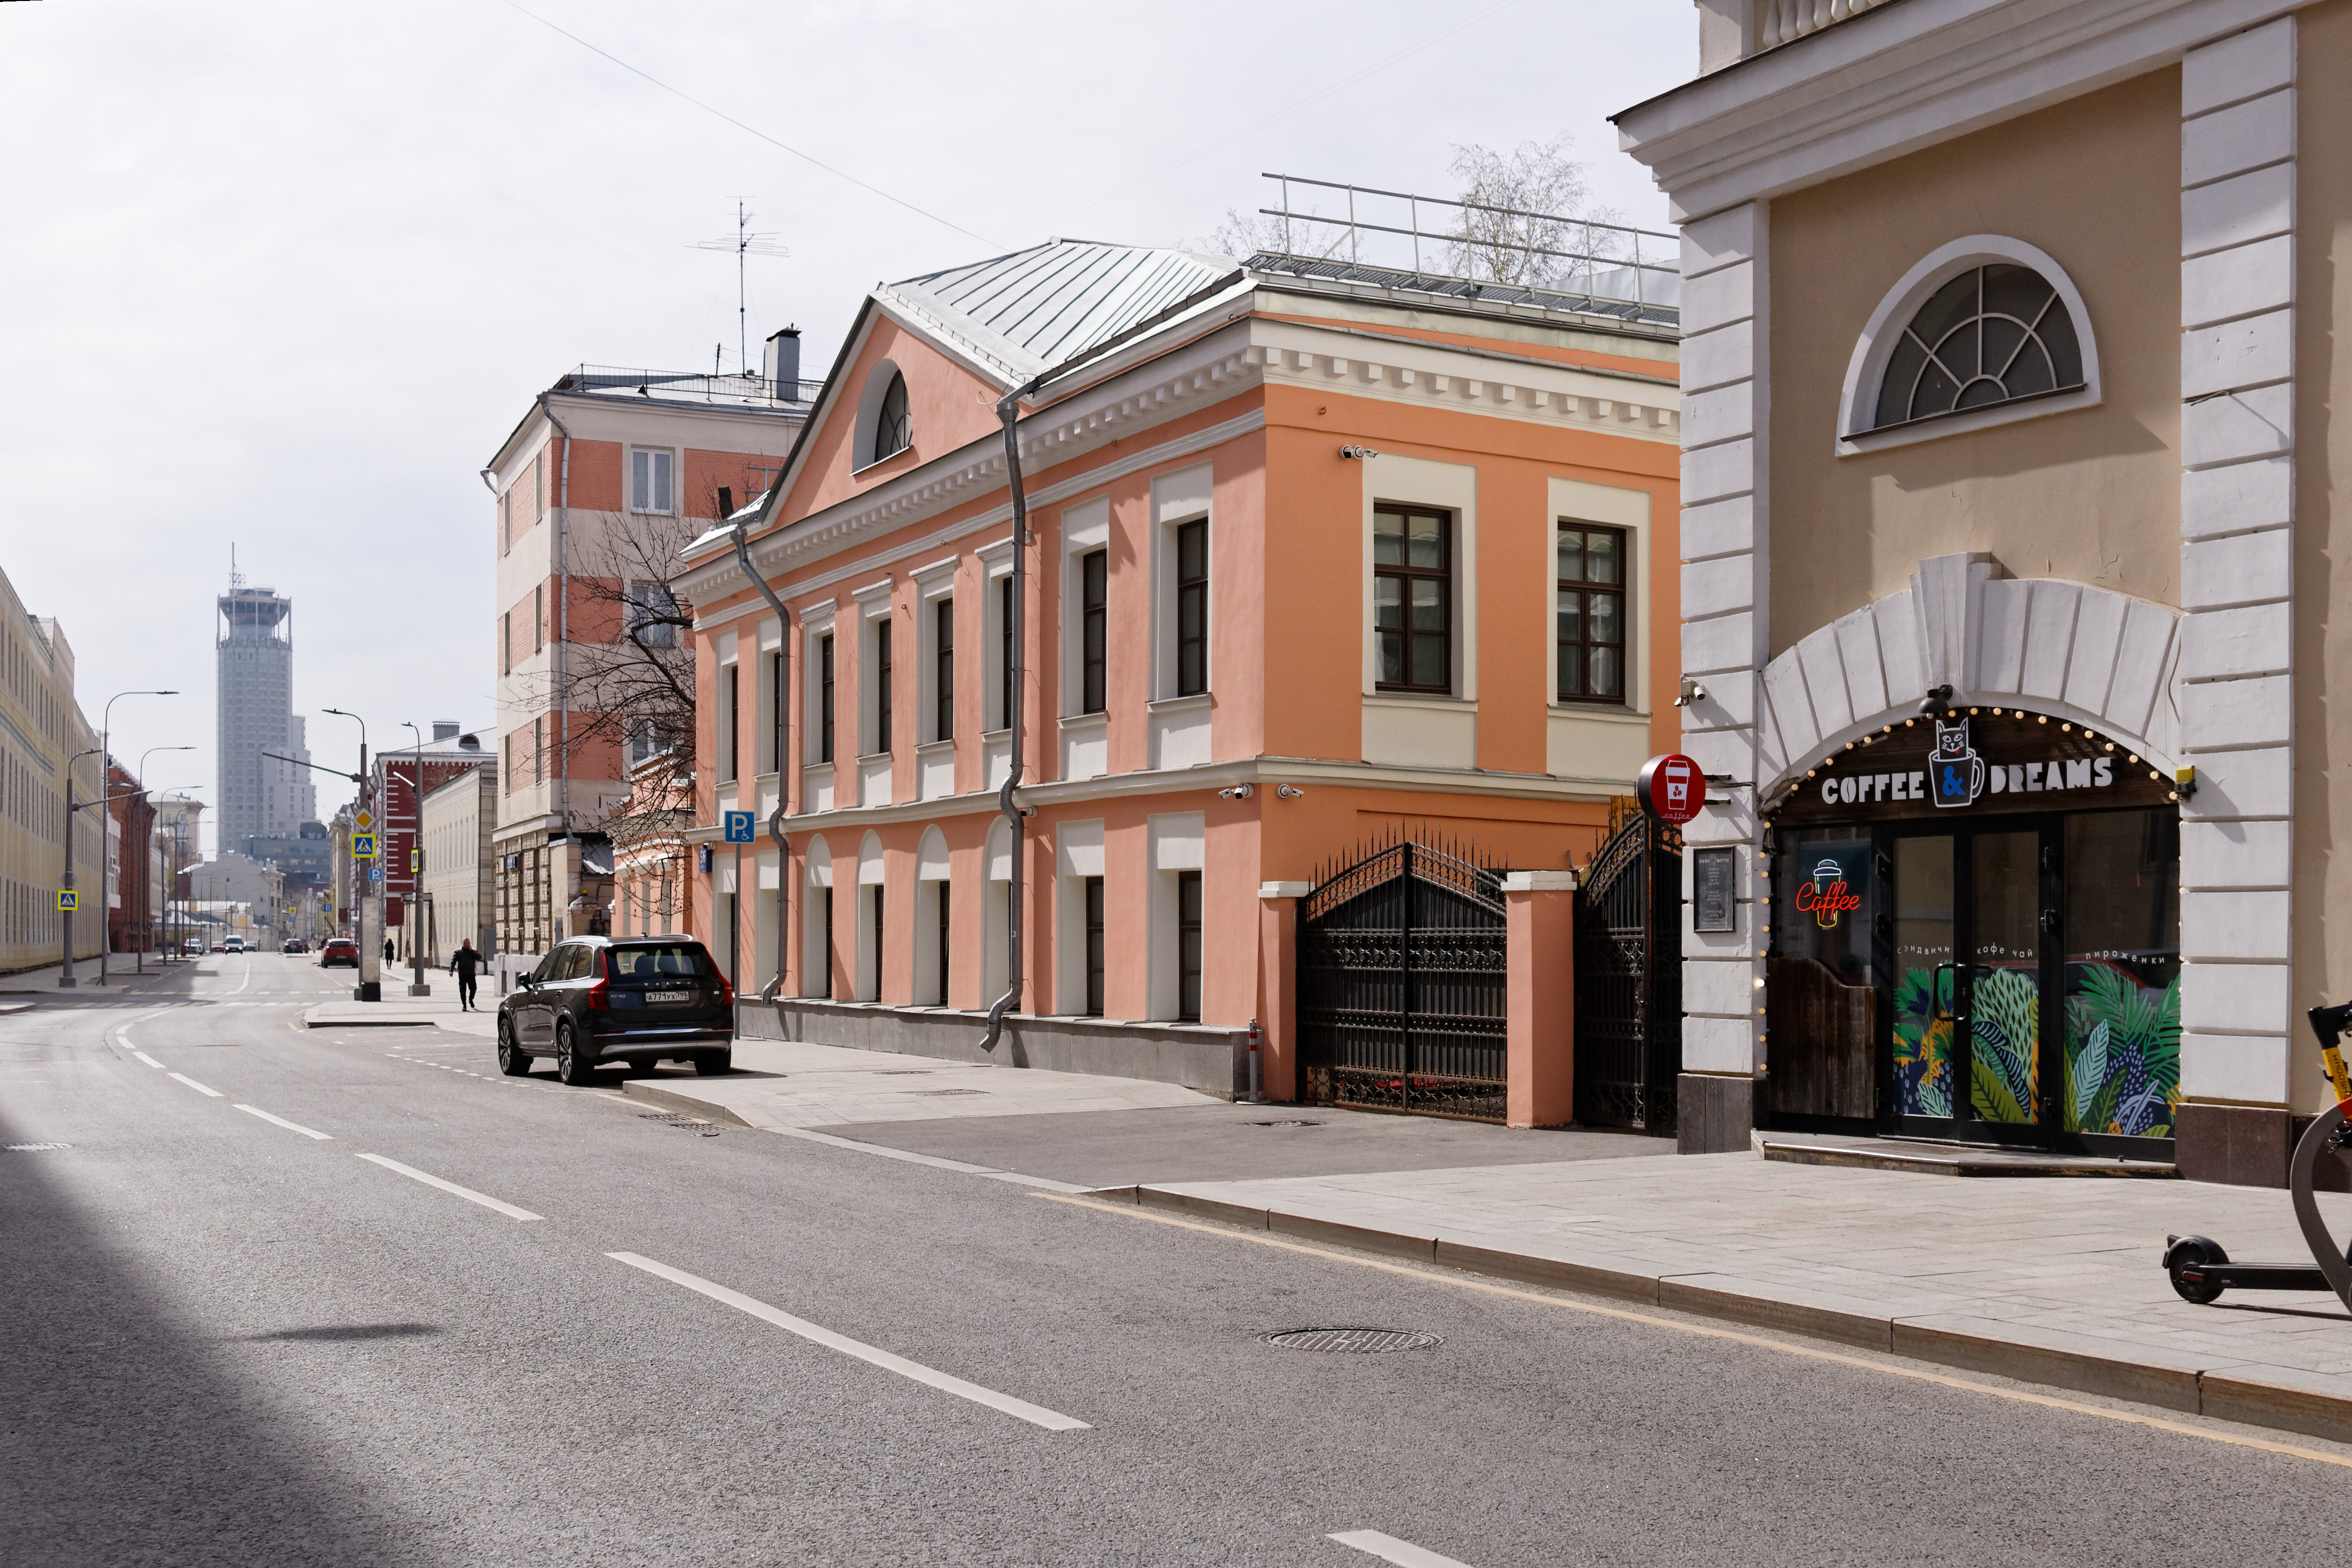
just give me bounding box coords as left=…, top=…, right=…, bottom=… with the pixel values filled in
left=676, top=229, right=1682, bottom=1099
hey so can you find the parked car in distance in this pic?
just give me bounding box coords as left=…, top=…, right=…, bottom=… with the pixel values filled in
left=496, top=936, right=734, bottom=1086
left=182, top=938, right=204, bottom=955
left=224, top=937, right=245, bottom=954
left=282, top=939, right=308, bottom=953
left=318, top=937, right=360, bottom=968
left=209, top=941, right=227, bottom=953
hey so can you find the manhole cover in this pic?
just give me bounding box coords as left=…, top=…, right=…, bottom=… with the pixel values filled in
left=1248, top=1118, right=1324, bottom=1127
left=5, top=1143, right=71, bottom=1152
left=1264, top=1328, right=1441, bottom=1354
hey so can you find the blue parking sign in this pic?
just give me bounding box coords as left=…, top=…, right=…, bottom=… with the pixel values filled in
left=722, top=810, right=756, bottom=844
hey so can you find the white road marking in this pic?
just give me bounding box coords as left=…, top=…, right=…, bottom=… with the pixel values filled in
left=778, top=1125, right=1088, bottom=1192
left=1329, top=1531, right=1477, bottom=1568
left=355, top=1154, right=542, bottom=1221
left=168, top=1072, right=223, bottom=1098
left=234, top=1104, right=332, bottom=1140
left=132, top=1051, right=163, bottom=1070
left=606, top=1252, right=1090, bottom=1432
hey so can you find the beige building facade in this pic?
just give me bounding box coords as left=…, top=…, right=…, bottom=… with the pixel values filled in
left=1621, top=0, right=2333, bottom=1181
left=0, top=565, right=103, bottom=976
left=420, top=766, right=495, bottom=965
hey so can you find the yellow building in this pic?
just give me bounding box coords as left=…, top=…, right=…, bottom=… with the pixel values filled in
left=0, top=566, right=102, bottom=976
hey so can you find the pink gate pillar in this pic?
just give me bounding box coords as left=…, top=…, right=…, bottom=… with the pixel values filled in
left=1502, top=870, right=1578, bottom=1128
left=1257, top=882, right=1311, bottom=1102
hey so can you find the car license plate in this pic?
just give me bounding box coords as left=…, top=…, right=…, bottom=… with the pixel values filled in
left=649, top=990, right=693, bottom=1005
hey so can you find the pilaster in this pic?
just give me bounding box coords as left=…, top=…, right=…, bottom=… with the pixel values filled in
left=1677, top=202, right=1769, bottom=1098
left=2178, top=16, right=2296, bottom=1112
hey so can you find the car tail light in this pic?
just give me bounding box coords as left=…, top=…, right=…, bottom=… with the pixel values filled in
left=586, top=974, right=610, bottom=1012
left=714, top=972, right=734, bottom=1009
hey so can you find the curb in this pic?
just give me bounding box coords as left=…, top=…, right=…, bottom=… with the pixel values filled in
left=1098, top=1183, right=2352, bottom=1447
left=620, top=1079, right=755, bottom=1127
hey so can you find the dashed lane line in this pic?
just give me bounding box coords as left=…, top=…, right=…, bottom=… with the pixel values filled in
left=606, top=1252, right=1090, bottom=1432
left=167, top=1072, right=223, bottom=1098
left=1330, top=1531, right=1477, bottom=1568
left=234, top=1104, right=332, bottom=1140
left=132, top=1051, right=163, bottom=1070
left=355, top=1153, right=542, bottom=1221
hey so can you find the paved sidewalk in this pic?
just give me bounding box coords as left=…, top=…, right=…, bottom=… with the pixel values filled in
left=307, top=986, right=490, bottom=1031
left=622, top=1037, right=1221, bottom=1130
left=1093, top=1146, right=2352, bottom=1443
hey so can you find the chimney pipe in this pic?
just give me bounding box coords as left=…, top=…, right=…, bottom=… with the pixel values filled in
left=763, top=326, right=801, bottom=399
left=431, top=721, right=460, bottom=743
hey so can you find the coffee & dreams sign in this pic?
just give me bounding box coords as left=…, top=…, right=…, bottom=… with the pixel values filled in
left=1768, top=707, right=2179, bottom=826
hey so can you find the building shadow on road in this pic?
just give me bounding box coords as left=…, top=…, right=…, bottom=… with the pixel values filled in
left=0, top=1109, right=414, bottom=1566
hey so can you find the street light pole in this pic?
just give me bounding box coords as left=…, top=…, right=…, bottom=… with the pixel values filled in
left=400, top=722, right=431, bottom=998
left=131, top=747, right=194, bottom=977
left=87, top=689, right=177, bottom=988
left=322, top=708, right=375, bottom=1002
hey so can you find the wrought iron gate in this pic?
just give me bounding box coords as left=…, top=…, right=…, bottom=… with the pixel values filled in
left=1298, top=838, right=1508, bottom=1122
left=1574, top=804, right=1683, bottom=1132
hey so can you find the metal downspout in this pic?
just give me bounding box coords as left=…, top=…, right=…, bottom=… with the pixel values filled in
left=979, top=375, right=1047, bottom=1054
left=729, top=519, right=792, bottom=1004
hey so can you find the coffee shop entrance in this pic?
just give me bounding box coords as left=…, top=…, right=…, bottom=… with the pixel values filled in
left=1762, top=705, right=2181, bottom=1158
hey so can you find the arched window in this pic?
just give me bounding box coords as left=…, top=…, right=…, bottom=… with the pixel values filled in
left=1871, top=264, right=2084, bottom=431
left=870, top=371, right=911, bottom=465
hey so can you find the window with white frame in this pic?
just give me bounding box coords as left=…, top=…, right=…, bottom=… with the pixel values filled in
left=629, top=449, right=675, bottom=515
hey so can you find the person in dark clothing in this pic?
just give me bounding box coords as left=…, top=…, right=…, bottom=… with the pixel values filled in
left=384, top=938, right=395, bottom=964
left=450, top=939, right=481, bottom=1012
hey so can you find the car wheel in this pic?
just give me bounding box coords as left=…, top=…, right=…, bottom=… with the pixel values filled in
left=497, top=1018, right=532, bottom=1077
left=555, top=1022, right=595, bottom=1086
left=695, top=1050, right=733, bottom=1077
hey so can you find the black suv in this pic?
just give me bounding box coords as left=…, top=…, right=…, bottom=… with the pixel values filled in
left=496, top=936, right=734, bottom=1085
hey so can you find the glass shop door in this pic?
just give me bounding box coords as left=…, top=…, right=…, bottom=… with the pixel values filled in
left=1889, top=823, right=2055, bottom=1144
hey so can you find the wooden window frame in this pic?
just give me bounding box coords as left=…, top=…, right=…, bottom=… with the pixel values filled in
left=1174, top=520, right=1208, bottom=698
left=1176, top=868, right=1202, bottom=1022
left=1554, top=521, right=1630, bottom=707
left=1082, top=875, right=1105, bottom=1017
left=1373, top=505, right=1452, bottom=695
left=874, top=617, right=894, bottom=755
left=1079, top=549, right=1108, bottom=715
left=818, top=633, right=836, bottom=765
left=935, top=597, right=954, bottom=743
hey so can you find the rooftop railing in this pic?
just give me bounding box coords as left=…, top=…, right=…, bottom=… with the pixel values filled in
left=552, top=366, right=823, bottom=406
left=1254, top=173, right=1680, bottom=315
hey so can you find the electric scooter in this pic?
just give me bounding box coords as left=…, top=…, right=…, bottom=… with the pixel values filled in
left=2163, top=1001, right=2352, bottom=1309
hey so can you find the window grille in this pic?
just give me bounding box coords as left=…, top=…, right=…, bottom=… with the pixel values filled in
left=1871, top=264, right=2084, bottom=432
left=871, top=373, right=912, bottom=465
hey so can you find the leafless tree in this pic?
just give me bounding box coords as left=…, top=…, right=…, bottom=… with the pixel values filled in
left=1443, top=135, right=1620, bottom=290
left=536, top=493, right=723, bottom=777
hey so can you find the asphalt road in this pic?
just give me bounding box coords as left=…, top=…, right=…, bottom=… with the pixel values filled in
left=5, top=954, right=2347, bottom=1567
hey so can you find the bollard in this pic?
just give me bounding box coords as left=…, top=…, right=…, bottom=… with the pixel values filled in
left=1247, top=1017, right=1264, bottom=1104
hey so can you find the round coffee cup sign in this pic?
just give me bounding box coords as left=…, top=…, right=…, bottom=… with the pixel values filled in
left=1638, top=753, right=1705, bottom=825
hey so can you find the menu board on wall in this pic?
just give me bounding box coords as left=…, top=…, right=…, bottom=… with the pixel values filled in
left=1693, top=847, right=1737, bottom=933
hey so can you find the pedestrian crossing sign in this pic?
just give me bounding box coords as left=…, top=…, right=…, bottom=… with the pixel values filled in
left=56, top=890, right=76, bottom=912
left=352, top=833, right=378, bottom=860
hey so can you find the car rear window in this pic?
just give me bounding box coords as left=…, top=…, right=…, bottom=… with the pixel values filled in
left=604, top=944, right=715, bottom=981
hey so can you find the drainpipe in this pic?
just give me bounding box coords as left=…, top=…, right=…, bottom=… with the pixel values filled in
left=729, top=518, right=792, bottom=1003
left=539, top=395, right=575, bottom=940
left=979, top=373, right=1049, bottom=1054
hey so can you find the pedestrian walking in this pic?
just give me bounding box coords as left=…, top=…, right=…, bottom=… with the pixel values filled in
left=451, top=939, right=481, bottom=1012
left=384, top=937, right=395, bottom=964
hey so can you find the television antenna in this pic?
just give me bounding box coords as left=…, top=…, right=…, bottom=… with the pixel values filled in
left=690, top=202, right=789, bottom=375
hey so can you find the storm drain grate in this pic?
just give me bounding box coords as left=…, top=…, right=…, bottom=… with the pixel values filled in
left=637, top=1113, right=720, bottom=1137
left=6, top=1143, right=71, bottom=1152
left=1264, top=1328, right=1441, bottom=1354
left=1248, top=1119, right=1325, bottom=1127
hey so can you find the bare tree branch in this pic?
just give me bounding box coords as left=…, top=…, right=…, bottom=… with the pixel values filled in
left=1443, top=135, right=1618, bottom=290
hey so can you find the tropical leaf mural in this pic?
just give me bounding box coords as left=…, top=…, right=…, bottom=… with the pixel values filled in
left=1970, top=967, right=2039, bottom=1124
left=2063, top=962, right=2180, bottom=1137
left=1893, top=968, right=1953, bottom=1118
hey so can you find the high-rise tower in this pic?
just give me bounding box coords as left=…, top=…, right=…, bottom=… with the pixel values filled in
left=216, top=561, right=314, bottom=857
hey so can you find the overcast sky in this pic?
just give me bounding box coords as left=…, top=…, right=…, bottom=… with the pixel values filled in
left=1, top=0, right=1690, bottom=856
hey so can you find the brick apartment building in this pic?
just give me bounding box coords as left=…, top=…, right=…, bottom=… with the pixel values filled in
left=481, top=337, right=812, bottom=976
